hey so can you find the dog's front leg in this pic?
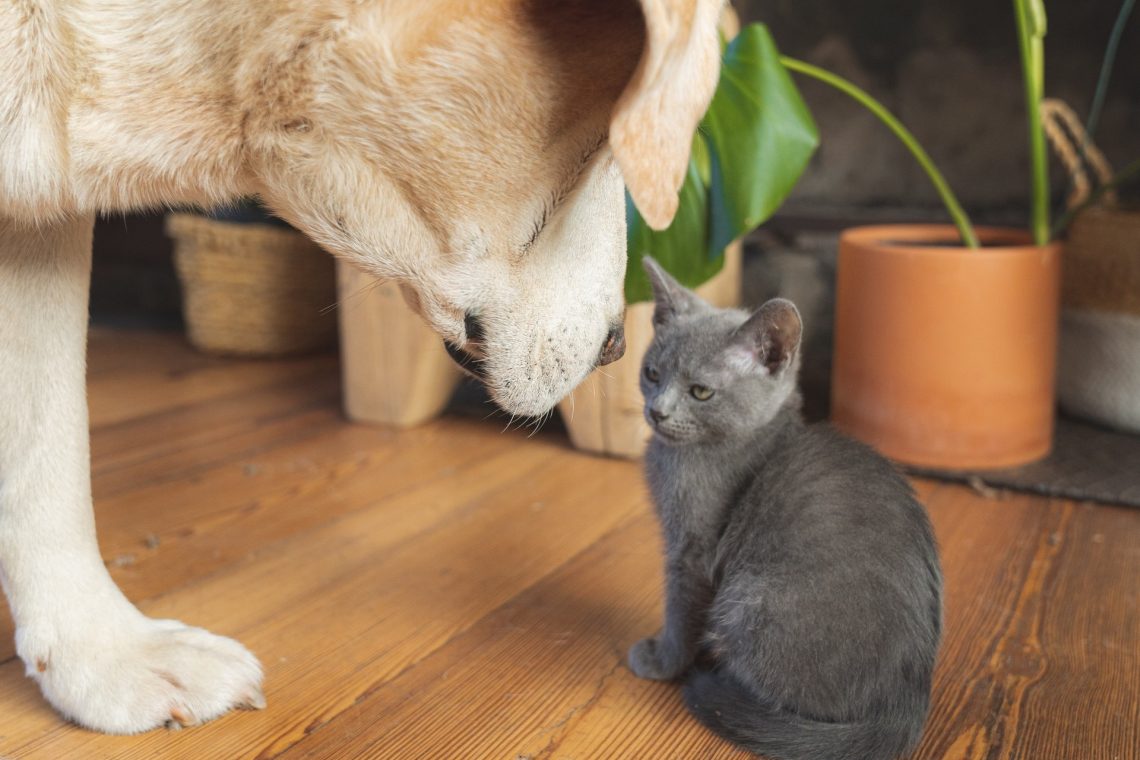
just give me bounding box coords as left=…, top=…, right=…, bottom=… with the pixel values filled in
left=0, top=216, right=264, bottom=733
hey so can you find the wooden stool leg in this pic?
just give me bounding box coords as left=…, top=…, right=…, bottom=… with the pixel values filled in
left=336, top=262, right=462, bottom=427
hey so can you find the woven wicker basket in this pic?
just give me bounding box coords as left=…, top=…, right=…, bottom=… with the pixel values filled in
left=1056, top=206, right=1140, bottom=433
left=1043, top=100, right=1140, bottom=432
left=167, top=213, right=337, bottom=357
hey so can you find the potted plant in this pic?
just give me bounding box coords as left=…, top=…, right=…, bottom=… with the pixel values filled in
left=558, top=15, right=821, bottom=457
left=794, top=0, right=1061, bottom=469
left=820, top=0, right=1140, bottom=469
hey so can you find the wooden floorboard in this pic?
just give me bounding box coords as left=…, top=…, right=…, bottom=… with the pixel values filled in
left=0, top=329, right=1136, bottom=759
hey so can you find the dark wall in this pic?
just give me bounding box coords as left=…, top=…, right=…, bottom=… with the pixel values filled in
left=736, top=0, right=1140, bottom=221
left=91, top=213, right=182, bottom=326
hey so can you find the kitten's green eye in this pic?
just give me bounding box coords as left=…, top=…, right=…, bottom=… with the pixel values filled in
left=690, top=385, right=714, bottom=401
left=644, top=366, right=659, bottom=383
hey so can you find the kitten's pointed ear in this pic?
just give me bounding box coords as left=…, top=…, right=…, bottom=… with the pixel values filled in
left=731, top=299, right=803, bottom=375
left=642, top=256, right=704, bottom=327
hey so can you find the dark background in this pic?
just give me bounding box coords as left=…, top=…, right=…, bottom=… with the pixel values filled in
left=736, top=0, right=1139, bottom=216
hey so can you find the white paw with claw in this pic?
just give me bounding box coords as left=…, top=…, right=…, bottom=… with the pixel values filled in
left=17, top=612, right=264, bottom=734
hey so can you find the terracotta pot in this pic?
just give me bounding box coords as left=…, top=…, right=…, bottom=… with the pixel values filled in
left=831, top=225, right=1061, bottom=470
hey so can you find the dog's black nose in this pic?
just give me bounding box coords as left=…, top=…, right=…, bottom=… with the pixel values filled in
left=598, top=323, right=626, bottom=366
left=649, top=408, right=668, bottom=423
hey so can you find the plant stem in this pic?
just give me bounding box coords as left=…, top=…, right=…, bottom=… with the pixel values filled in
left=1087, top=0, right=1135, bottom=141
left=1057, top=0, right=1135, bottom=221
left=779, top=56, right=979, bottom=249
left=1014, top=0, right=1050, bottom=245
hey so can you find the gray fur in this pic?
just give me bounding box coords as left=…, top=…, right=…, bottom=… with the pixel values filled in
left=629, top=257, right=942, bottom=760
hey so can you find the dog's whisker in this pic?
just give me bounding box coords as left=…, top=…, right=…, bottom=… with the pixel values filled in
left=320, top=276, right=387, bottom=315
left=526, top=409, right=552, bottom=438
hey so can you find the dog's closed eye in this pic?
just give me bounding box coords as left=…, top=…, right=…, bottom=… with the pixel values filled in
left=521, top=202, right=552, bottom=253
left=520, top=132, right=607, bottom=256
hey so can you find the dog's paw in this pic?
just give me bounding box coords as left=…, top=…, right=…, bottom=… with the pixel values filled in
left=628, top=636, right=685, bottom=681
left=19, top=615, right=264, bottom=734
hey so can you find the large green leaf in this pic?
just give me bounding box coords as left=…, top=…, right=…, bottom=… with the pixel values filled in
left=625, top=137, right=723, bottom=303
left=702, top=24, right=819, bottom=254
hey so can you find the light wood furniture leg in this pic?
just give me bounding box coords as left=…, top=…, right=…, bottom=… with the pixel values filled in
left=336, top=262, right=462, bottom=427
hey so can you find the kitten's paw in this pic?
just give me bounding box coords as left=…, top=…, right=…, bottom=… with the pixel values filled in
left=19, top=614, right=264, bottom=734
left=628, top=636, right=685, bottom=681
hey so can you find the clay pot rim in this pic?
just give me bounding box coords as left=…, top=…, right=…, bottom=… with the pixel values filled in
left=841, top=224, right=1061, bottom=257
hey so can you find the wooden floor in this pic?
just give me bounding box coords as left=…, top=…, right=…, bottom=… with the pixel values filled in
left=0, top=329, right=1136, bottom=760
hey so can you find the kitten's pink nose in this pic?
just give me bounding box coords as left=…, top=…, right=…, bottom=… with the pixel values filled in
left=598, top=324, right=626, bottom=366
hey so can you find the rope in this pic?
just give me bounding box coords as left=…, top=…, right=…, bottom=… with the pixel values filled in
left=1040, top=98, right=1118, bottom=210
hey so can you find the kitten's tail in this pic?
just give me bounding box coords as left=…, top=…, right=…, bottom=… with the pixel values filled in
left=683, top=670, right=925, bottom=760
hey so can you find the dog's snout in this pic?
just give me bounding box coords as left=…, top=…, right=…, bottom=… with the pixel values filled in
left=598, top=323, right=626, bottom=366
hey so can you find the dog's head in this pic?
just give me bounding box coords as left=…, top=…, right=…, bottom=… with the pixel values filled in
left=244, top=0, right=722, bottom=416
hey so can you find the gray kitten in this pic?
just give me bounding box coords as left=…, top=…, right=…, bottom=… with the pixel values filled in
left=628, top=257, right=942, bottom=760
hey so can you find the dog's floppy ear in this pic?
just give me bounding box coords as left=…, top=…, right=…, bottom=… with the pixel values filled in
left=610, top=0, right=723, bottom=231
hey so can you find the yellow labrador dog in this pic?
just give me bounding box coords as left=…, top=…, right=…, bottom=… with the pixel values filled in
left=0, top=0, right=721, bottom=735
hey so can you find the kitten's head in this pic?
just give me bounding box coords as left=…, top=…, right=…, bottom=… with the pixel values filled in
left=640, top=257, right=802, bottom=446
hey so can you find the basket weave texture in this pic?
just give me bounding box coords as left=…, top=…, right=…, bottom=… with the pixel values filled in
left=1063, top=206, right=1140, bottom=317
left=1041, top=98, right=1140, bottom=432
left=167, top=214, right=337, bottom=356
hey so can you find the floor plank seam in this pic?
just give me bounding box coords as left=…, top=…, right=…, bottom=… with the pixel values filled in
left=531, top=659, right=625, bottom=759
left=92, top=407, right=344, bottom=497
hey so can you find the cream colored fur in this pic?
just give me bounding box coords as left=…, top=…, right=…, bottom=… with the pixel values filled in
left=0, top=0, right=721, bottom=735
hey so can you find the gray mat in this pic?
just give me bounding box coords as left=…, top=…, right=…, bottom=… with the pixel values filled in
left=905, top=416, right=1140, bottom=508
